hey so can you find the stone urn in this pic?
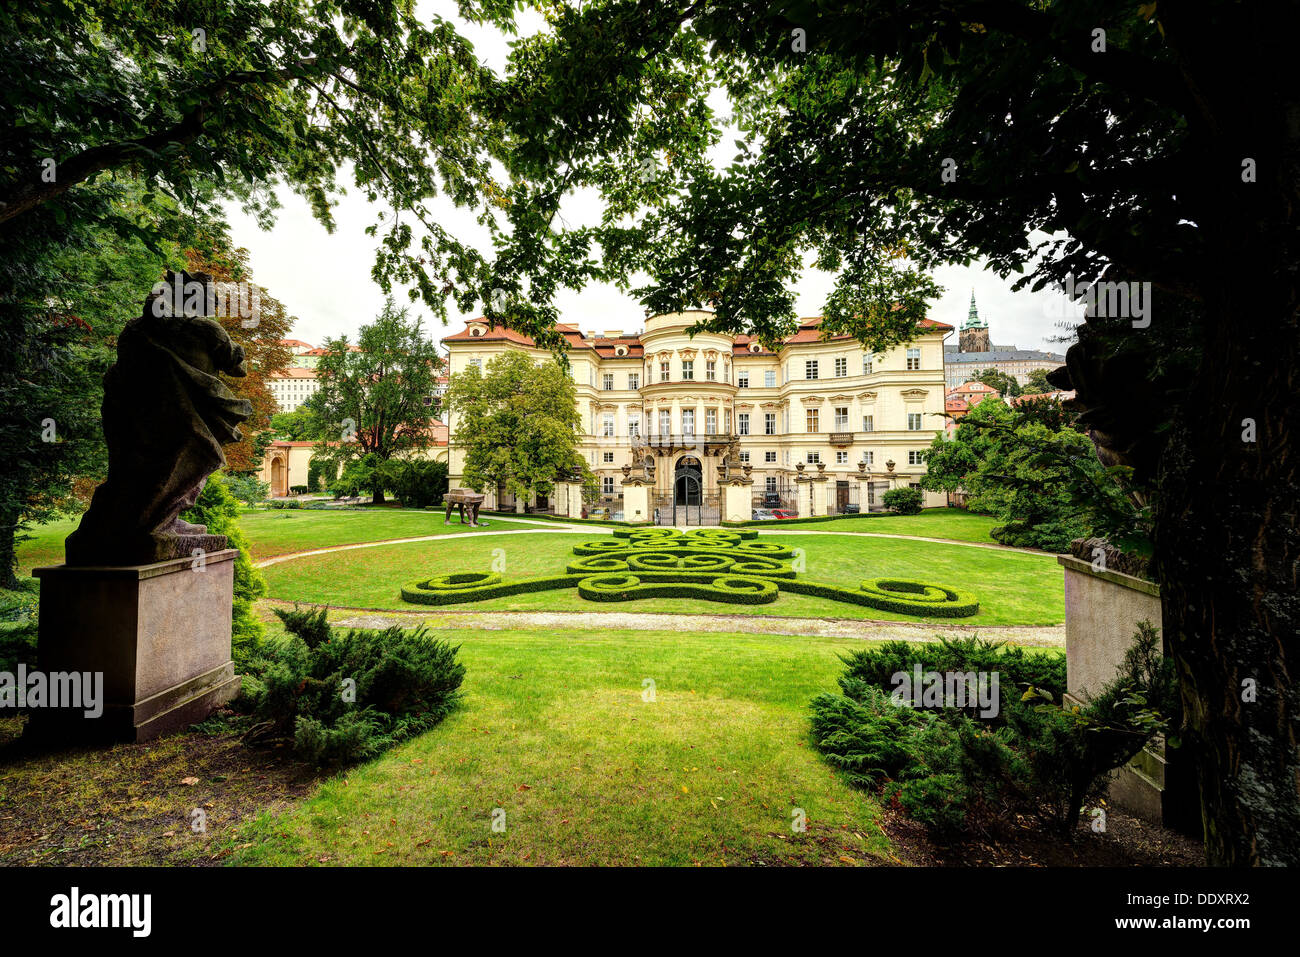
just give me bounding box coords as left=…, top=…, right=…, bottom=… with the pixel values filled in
left=621, top=464, right=631, bottom=478
left=795, top=461, right=805, bottom=474
left=857, top=461, right=867, bottom=474
left=742, top=463, right=753, bottom=478
left=816, top=461, right=826, bottom=475
left=886, top=458, right=896, bottom=473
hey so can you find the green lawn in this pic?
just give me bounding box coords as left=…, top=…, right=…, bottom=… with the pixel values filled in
left=262, top=529, right=1063, bottom=625
left=773, top=508, right=1002, bottom=543
left=227, top=625, right=901, bottom=866
left=13, top=509, right=537, bottom=574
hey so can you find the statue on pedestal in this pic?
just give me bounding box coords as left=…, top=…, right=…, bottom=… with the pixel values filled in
left=65, top=271, right=253, bottom=566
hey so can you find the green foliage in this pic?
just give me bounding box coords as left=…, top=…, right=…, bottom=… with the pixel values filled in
left=250, top=606, right=466, bottom=765
left=330, top=452, right=384, bottom=501
left=222, top=473, right=269, bottom=507
left=882, top=487, right=923, bottom=515
left=311, top=301, right=444, bottom=505
left=181, top=475, right=266, bottom=662
left=972, top=368, right=1021, bottom=398
left=444, top=351, right=590, bottom=503
left=922, top=397, right=1147, bottom=554
left=379, top=459, right=448, bottom=508
left=307, top=457, right=337, bottom=494
left=271, top=408, right=324, bottom=442
left=811, top=625, right=1178, bottom=836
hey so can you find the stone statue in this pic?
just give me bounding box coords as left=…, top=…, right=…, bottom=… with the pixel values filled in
left=65, top=271, right=253, bottom=566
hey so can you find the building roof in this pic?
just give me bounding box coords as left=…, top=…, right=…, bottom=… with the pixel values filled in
left=278, top=338, right=314, bottom=349
left=944, top=349, right=1065, bottom=363
left=444, top=314, right=953, bottom=354
left=949, top=381, right=999, bottom=396
left=269, top=367, right=318, bottom=380
left=1009, top=390, right=1076, bottom=405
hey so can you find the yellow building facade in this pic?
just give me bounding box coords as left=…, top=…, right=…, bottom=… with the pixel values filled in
left=442, top=311, right=952, bottom=522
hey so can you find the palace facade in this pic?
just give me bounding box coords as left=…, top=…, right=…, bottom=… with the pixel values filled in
left=442, top=310, right=953, bottom=522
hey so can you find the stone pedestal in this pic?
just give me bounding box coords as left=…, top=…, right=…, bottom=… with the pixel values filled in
left=795, top=477, right=813, bottom=518
left=622, top=479, right=652, bottom=524
left=722, top=478, right=753, bottom=523
left=564, top=482, right=585, bottom=519
left=1059, top=554, right=1201, bottom=835
left=30, top=550, right=242, bottom=742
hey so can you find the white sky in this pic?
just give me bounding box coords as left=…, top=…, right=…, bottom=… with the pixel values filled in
left=222, top=1, right=1078, bottom=354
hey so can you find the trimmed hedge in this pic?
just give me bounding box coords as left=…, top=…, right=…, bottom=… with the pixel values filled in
left=398, top=528, right=977, bottom=616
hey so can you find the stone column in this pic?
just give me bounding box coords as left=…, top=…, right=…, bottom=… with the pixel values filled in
left=565, top=481, right=585, bottom=519
left=723, top=475, right=754, bottom=523
left=795, top=474, right=813, bottom=518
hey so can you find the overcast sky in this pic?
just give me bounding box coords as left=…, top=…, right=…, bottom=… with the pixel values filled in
left=222, top=1, right=1079, bottom=355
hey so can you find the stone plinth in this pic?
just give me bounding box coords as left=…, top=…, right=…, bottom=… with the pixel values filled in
left=722, top=479, right=753, bottom=523
left=795, top=477, right=813, bottom=518
left=1059, top=554, right=1200, bottom=835
left=564, top=482, right=585, bottom=519
left=621, top=479, right=652, bottom=524
left=30, top=550, right=242, bottom=742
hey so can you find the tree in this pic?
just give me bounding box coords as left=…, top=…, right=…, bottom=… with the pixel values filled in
left=311, top=301, right=444, bottom=504
left=973, top=368, right=1021, bottom=399
left=444, top=351, right=589, bottom=507
left=1023, top=368, right=1055, bottom=396
left=477, top=1, right=1298, bottom=865
left=0, top=1, right=514, bottom=322
left=923, top=397, right=1145, bottom=553
left=881, top=487, right=922, bottom=515
left=271, top=408, right=325, bottom=442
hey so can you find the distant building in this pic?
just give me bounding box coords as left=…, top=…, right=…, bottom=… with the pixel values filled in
left=944, top=292, right=1065, bottom=388
left=267, top=366, right=320, bottom=413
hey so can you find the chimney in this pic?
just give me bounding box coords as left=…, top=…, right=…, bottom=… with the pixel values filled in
left=603, top=329, right=623, bottom=339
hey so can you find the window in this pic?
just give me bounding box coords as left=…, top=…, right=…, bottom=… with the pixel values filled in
left=910, top=482, right=922, bottom=491
left=764, top=370, right=776, bottom=388
left=738, top=413, right=750, bottom=435
left=764, top=412, right=777, bottom=435
left=706, top=359, right=716, bottom=381
left=739, top=451, right=750, bottom=464
left=908, top=450, right=924, bottom=465
left=706, top=409, right=717, bottom=434
left=805, top=359, right=819, bottom=380
left=659, top=410, right=671, bottom=434
left=603, top=373, right=614, bottom=391
left=862, top=414, right=874, bottom=432
left=603, top=414, right=615, bottom=437
left=602, top=476, right=615, bottom=494
left=807, top=451, right=822, bottom=465
left=628, top=372, right=640, bottom=390
left=766, top=476, right=778, bottom=493
left=603, top=451, right=615, bottom=463
left=764, top=451, right=777, bottom=463
left=906, top=347, right=921, bottom=371
left=806, top=409, right=819, bottom=432
left=835, top=357, right=847, bottom=377
left=660, top=360, right=670, bottom=382
left=907, top=412, right=923, bottom=431
left=738, top=370, right=750, bottom=388
left=834, top=407, right=849, bottom=430
left=863, top=355, right=873, bottom=375
left=469, top=357, right=482, bottom=369
left=861, top=451, right=874, bottom=466
left=836, top=451, right=849, bottom=464
left=681, top=409, right=695, bottom=434
left=681, top=360, right=694, bottom=381
left=628, top=414, right=640, bottom=438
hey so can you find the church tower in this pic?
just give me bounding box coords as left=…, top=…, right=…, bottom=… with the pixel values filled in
left=958, top=290, right=991, bottom=353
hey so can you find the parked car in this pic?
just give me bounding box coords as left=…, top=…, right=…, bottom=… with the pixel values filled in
left=751, top=508, right=775, bottom=520
left=761, top=492, right=782, bottom=508
left=610, top=510, right=624, bottom=521
left=770, top=508, right=798, bottom=520
left=589, top=507, right=610, bottom=521
left=841, top=503, right=861, bottom=514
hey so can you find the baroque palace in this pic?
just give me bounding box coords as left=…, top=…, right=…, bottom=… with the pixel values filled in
left=442, top=310, right=953, bottom=523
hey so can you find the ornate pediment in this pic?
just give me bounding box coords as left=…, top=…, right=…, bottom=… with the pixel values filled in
left=800, top=395, right=826, bottom=405
left=858, top=391, right=878, bottom=402
left=901, top=389, right=929, bottom=400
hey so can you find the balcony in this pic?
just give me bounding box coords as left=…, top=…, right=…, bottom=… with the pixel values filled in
left=641, top=433, right=739, bottom=454
left=829, top=432, right=854, bottom=446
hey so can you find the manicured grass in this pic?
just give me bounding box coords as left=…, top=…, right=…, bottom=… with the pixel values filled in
left=772, top=508, right=1002, bottom=543
left=262, top=530, right=1063, bottom=625
left=227, top=625, right=898, bottom=866
left=13, top=510, right=538, bottom=574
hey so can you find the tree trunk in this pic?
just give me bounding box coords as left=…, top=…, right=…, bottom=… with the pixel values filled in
left=1153, top=265, right=1300, bottom=866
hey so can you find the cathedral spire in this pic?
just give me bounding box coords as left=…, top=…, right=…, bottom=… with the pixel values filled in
left=965, top=289, right=982, bottom=328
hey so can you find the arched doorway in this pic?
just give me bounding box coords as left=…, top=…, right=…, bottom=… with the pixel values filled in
left=673, top=456, right=702, bottom=525
left=270, top=455, right=287, bottom=497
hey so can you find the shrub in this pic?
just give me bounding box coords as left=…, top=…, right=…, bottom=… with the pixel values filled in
left=379, top=459, right=448, bottom=508
left=222, top=472, right=269, bottom=507
left=246, top=605, right=465, bottom=765
left=307, top=457, right=337, bottom=493
left=810, top=623, right=1177, bottom=836
left=182, top=475, right=266, bottom=663
left=882, top=487, right=923, bottom=514
left=289, top=484, right=309, bottom=495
